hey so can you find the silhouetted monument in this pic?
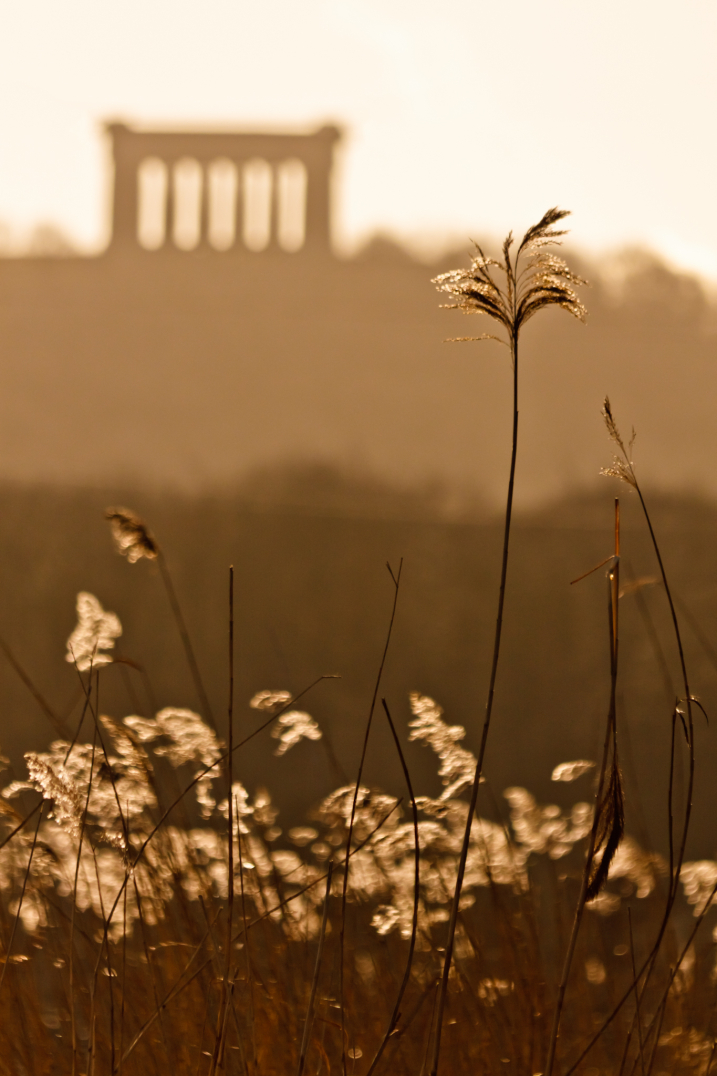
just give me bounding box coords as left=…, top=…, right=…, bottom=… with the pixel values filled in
left=107, top=122, right=341, bottom=256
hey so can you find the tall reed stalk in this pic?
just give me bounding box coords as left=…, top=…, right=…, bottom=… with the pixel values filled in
left=339, top=560, right=402, bottom=1076
left=545, top=499, right=624, bottom=1076
left=560, top=399, right=699, bottom=1074
left=428, top=208, right=586, bottom=1075
left=209, top=564, right=236, bottom=1074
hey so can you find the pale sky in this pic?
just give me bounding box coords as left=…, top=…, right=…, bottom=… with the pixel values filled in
left=0, top=0, right=715, bottom=276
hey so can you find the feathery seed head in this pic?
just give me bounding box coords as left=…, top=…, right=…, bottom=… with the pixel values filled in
left=66, top=591, right=122, bottom=671
left=270, top=710, right=322, bottom=756
left=250, top=689, right=293, bottom=715
left=433, top=208, right=587, bottom=345
left=105, top=507, right=159, bottom=563
left=601, top=458, right=637, bottom=489
left=25, top=754, right=83, bottom=839
left=408, top=692, right=477, bottom=801
left=551, top=760, right=595, bottom=783
left=680, top=860, right=717, bottom=916
left=600, top=396, right=638, bottom=488
left=152, top=707, right=222, bottom=768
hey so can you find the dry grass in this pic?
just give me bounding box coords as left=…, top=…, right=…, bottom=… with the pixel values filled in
left=0, top=218, right=716, bottom=1076
left=0, top=660, right=714, bottom=1075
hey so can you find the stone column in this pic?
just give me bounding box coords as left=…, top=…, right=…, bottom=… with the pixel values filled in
left=107, top=123, right=139, bottom=253
left=303, top=125, right=341, bottom=254
left=164, top=159, right=175, bottom=248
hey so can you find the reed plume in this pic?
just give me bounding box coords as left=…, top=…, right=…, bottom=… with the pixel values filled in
left=105, top=507, right=159, bottom=563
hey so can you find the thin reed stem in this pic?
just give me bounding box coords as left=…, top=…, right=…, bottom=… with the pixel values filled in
left=71, top=727, right=97, bottom=1076
left=297, top=862, right=333, bottom=1076
left=210, top=565, right=236, bottom=1074
left=380, top=981, right=436, bottom=1073
left=545, top=501, right=621, bottom=1076
left=132, top=877, right=171, bottom=1061
left=632, top=484, right=695, bottom=914
left=158, top=550, right=216, bottom=730
left=339, top=559, right=402, bottom=1076
left=0, top=633, right=69, bottom=737
left=428, top=323, right=519, bottom=1076
left=86, top=838, right=117, bottom=1076
left=226, top=565, right=235, bottom=977
left=628, top=905, right=646, bottom=1076
left=0, top=799, right=42, bottom=853
left=667, top=707, right=677, bottom=901
left=564, top=412, right=699, bottom=1074
left=75, top=666, right=131, bottom=848
left=644, top=992, right=668, bottom=1076
left=63, top=667, right=96, bottom=764
left=428, top=204, right=590, bottom=1069
left=237, top=826, right=255, bottom=1075
left=365, top=698, right=420, bottom=1076
left=118, top=887, right=127, bottom=1076
left=0, top=798, right=44, bottom=996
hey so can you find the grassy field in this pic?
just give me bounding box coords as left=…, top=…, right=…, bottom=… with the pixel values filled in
left=0, top=658, right=713, bottom=1075
left=1, top=212, right=716, bottom=1075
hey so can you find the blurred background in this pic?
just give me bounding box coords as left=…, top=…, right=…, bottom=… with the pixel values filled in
left=0, top=0, right=716, bottom=854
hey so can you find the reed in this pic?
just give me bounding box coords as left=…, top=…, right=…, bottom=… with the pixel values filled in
left=428, top=208, right=586, bottom=1075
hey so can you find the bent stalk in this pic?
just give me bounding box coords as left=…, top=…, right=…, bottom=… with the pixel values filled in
left=545, top=504, right=622, bottom=1076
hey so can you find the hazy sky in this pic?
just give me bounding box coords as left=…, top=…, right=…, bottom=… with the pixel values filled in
left=0, top=0, right=715, bottom=275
